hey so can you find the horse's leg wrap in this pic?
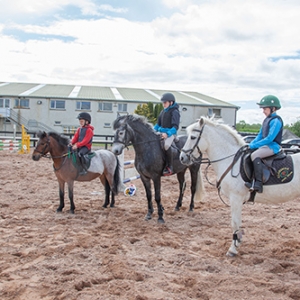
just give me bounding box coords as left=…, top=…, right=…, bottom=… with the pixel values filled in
left=233, top=229, right=244, bottom=247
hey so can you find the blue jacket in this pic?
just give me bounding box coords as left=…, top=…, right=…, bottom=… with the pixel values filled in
left=249, top=113, right=283, bottom=154
left=153, top=102, right=180, bottom=137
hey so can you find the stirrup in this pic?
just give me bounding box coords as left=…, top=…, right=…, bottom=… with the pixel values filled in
left=79, top=168, right=87, bottom=176
left=248, top=181, right=262, bottom=193
left=245, top=179, right=254, bottom=191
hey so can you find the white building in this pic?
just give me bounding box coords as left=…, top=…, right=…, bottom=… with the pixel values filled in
left=0, top=82, right=239, bottom=135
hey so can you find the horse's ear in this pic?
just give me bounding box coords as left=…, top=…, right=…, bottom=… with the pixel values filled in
left=37, top=131, right=47, bottom=138
left=199, top=117, right=205, bottom=127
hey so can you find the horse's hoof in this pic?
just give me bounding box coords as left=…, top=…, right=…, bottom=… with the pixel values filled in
left=102, top=205, right=108, bottom=208
left=157, top=218, right=165, bottom=224
left=69, top=210, right=75, bottom=214
left=189, top=208, right=194, bottom=212
left=56, top=209, right=63, bottom=213
left=174, top=207, right=180, bottom=211
left=144, top=215, right=152, bottom=221
left=226, top=251, right=237, bottom=257
left=110, top=204, right=115, bottom=208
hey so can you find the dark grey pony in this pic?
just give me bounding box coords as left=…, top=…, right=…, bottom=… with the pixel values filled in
left=112, top=115, right=205, bottom=223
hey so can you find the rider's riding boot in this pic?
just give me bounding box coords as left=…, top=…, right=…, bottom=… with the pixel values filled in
left=78, top=155, right=87, bottom=175
left=163, top=147, right=173, bottom=176
left=246, top=158, right=263, bottom=193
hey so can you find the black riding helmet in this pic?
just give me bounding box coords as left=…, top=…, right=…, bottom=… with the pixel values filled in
left=161, top=92, right=176, bottom=103
left=77, top=112, right=91, bottom=124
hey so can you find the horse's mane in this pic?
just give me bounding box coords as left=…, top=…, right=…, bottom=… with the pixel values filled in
left=113, top=114, right=155, bottom=132
left=188, top=117, right=244, bottom=146
left=48, top=131, right=70, bottom=147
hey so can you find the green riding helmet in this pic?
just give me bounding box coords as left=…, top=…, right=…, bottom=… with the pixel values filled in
left=257, top=95, right=281, bottom=110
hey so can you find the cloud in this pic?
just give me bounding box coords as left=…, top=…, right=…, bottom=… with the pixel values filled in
left=0, top=0, right=300, bottom=125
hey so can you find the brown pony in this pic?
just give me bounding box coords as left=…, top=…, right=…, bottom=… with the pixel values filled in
left=32, top=131, right=122, bottom=213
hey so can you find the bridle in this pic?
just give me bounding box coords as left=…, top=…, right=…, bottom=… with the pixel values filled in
left=113, top=123, right=161, bottom=148
left=113, top=124, right=134, bottom=148
left=180, top=124, right=239, bottom=166
left=181, top=124, right=247, bottom=206
left=180, top=125, right=206, bottom=164
left=34, top=137, right=51, bottom=158
left=34, top=137, right=69, bottom=160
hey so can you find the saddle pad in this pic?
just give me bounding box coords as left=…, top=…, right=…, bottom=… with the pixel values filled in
left=88, top=152, right=96, bottom=159
left=241, top=154, right=294, bottom=186
left=264, top=155, right=294, bottom=185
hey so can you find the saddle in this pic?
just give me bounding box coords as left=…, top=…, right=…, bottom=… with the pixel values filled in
left=240, top=150, right=294, bottom=186
left=72, top=151, right=96, bottom=172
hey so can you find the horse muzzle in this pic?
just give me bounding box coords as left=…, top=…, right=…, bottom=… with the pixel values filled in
left=32, top=153, right=41, bottom=161
left=112, top=143, right=124, bottom=156
left=180, top=152, right=193, bottom=166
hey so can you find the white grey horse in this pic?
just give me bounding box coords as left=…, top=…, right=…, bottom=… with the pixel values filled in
left=180, top=117, right=300, bottom=256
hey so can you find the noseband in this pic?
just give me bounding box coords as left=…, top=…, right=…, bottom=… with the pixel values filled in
left=181, top=125, right=205, bottom=163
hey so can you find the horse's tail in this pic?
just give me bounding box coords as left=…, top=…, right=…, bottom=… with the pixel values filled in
left=195, top=166, right=205, bottom=201
left=113, top=156, right=124, bottom=195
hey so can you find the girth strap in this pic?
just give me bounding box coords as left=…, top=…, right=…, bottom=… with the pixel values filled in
left=216, top=146, right=247, bottom=189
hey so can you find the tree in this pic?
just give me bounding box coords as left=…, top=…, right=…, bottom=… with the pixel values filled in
left=134, top=102, right=163, bottom=125
left=236, top=120, right=260, bottom=133
left=288, top=119, right=300, bottom=137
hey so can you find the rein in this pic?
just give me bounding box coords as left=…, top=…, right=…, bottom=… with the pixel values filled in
left=114, top=123, right=161, bottom=149
left=182, top=124, right=248, bottom=206
left=34, top=138, right=71, bottom=171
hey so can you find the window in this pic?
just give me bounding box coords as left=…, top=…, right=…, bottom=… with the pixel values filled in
left=118, top=103, right=127, bottom=112
left=50, top=100, right=65, bottom=109
left=0, top=98, right=10, bottom=108
left=98, top=102, right=112, bottom=111
left=14, top=98, right=29, bottom=108
left=104, top=123, right=111, bottom=128
left=63, top=126, right=78, bottom=134
left=76, top=101, right=91, bottom=110
left=213, top=108, right=221, bottom=117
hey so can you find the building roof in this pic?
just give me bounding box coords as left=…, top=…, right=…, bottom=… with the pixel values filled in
left=0, top=81, right=238, bottom=108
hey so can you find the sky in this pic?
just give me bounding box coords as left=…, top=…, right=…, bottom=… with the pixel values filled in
left=0, top=0, right=300, bottom=125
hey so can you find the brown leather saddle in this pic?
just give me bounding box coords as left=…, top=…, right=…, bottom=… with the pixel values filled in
left=240, top=150, right=294, bottom=186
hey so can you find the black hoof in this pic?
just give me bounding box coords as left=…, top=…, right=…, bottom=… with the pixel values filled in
left=174, top=207, right=180, bottom=211
left=158, top=218, right=165, bottom=224
left=145, top=214, right=152, bottom=221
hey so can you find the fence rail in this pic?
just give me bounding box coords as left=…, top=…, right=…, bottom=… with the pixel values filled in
left=0, top=131, right=115, bottom=149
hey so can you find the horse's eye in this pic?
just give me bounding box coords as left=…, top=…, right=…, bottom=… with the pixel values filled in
left=191, top=136, right=196, bottom=140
